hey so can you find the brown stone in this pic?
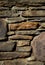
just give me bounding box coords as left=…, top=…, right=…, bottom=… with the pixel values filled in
left=8, top=22, right=39, bottom=31
left=8, top=24, right=19, bottom=31
left=0, top=40, right=16, bottom=51
left=17, top=40, right=30, bottom=46
left=16, top=46, right=31, bottom=52
left=0, top=52, right=30, bottom=60
left=9, top=35, right=33, bottom=40
left=31, top=32, right=45, bottom=61
left=22, top=10, right=45, bottom=17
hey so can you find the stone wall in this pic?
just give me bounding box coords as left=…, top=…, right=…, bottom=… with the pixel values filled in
left=0, top=0, right=45, bottom=65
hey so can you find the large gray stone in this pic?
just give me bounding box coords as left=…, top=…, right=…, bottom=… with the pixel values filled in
left=0, top=40, right=16, bottom=51
left=31, top=32, right=45, bottom=61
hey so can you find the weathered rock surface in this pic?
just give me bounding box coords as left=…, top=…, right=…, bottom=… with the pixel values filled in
left=26, top=56, right=36, bottom=61
left=0, top=10, right=11, bottom=17
left=17, top=40, right=30, bottom=46
left=7, top=31, right=15, bottom=36
left=11, top=6, right=27, bottom=11
left=9, top=35, right=33, bottom=40
left=7, top=17, right=26, bottom=23
left=27, top=61, right=44, bottom=65
left=22, top=10, right=45, bottom=17
left=41, top=23, right=45, bottom=28
left=0, top=60, right=44, bottom=65
left=0, top=19, right=7, bottom=39
left=31, top=32, right=45, bottom=61
left=0, top=40, right=16, bottom=51
left=16, top=46, right=31, bottom=52
left=15, top=30, right=40, bottom=35
left=0, top=0, right=8, bottom=7
left=14, top=0, right=45, bottom=4
left=8, top=22, right=39, bottom=31
left=0, top=0, right=45, bottom=64
left=0, top=52, right=30, bottom=59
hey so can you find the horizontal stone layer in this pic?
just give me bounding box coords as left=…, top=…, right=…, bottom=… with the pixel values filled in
left=22, top=10, right=45, bottom=17
left=11, top=6, right=45, bottom=11
left=15, top=0, right=45, bottom=3
left=0, top=10, right=11, bottom=17
left=8, top=22, right=39, bottom=30
left=11, top=6, right=28, bottom=11
left=0, top=19, right=7, bottom=38
left=0, top=0, right=45, bottom=7
left=40, top=23, right=45, bottom=28
left=0, top=52, right=30, bottom=60
left=17, top=40, right=30, bottom=46
left=0, top=37, right=7, bottom=41
left=16, top=46, right=31, bottom=52
left=0, top=7, right=9, bottom=10
left=0, top=60, right=44, bottom=65
left=6, top=17, right=27, bottom=23
left=8, top=35, right=33, bottom=40
left=6, top=17, right=45, bottom=23
left=15, top=30, right=40, bottom=35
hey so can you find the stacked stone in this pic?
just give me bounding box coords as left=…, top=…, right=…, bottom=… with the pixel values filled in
left=0, top=0, right=45, bottom=65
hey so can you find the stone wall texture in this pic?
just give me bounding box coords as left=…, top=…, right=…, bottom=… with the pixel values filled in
left=0, top=0, right=45, bottom=65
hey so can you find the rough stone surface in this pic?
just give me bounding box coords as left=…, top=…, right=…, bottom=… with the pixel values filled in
left=0, top=10, right=11, bottom=17
left=0, top=40, right=16, bottom=51
left=0, top=19, right=7, bottom=39
left=31, top=32, right=45, bottom=61
left=17, top=40, right=30, bottom=46
left=0, top=0, right=45, bottom=65
left=16, top=46, right=31, bottom=52
left=8, top=22, right=39, bottom=30
left=9, top=35, right=33, bottom=40
left=0, top=52, right=30, bottom=60
left=22, top=10, right=45, bottom=17
left=27, top=61, right=44, bottom=65
left=15, top=30, right=40, bottom=35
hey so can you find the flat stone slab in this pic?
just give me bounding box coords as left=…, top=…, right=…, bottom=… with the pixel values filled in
left=22, top=10, right=45, bottom=17
left=0, top=19, right=7, bottom=39
left=16, top=46, right=31, bottom=52
left=0, top=60, right=44, bottom=65
left=0, top=52, right=30, bottom=60
left=8, top=35, right=33, bottom=40
left=31, top=32, right=45, bottom=61
left=8, top=22, right=39, bottom=31
left=0, top=40, right=16, bottom=52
